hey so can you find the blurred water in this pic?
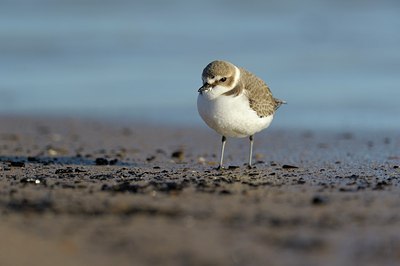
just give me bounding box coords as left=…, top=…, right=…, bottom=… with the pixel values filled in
left=0, top=0, right=399, bottom=130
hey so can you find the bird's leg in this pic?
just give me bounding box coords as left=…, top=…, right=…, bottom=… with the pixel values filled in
left=217, top=136, right=226, bottom=170
left=248, top=135, right=254, bottom=169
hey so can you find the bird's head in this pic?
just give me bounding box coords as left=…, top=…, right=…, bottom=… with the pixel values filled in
left=198, top=60, right=239, bottom=95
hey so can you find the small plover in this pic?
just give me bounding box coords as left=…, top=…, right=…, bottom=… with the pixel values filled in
left=197, top=60, right=285, bottom=169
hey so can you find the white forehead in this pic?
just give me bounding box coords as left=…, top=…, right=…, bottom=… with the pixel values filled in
left=201, top=65, right=240, bottom=84
left=202, top=75, right=222, bottom=84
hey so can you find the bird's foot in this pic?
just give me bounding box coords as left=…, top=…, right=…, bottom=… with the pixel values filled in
left=216, top=165, right=246, bottom=171
left=216, top=165, right=225, bottom=171
left=246, top=164, right=256, bottom=170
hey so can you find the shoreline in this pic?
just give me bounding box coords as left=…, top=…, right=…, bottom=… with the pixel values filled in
left=0, top=115, right=399, bottom=266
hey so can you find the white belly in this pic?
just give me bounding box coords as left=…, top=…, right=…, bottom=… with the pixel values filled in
left=197, top=92, right=273, bottom=138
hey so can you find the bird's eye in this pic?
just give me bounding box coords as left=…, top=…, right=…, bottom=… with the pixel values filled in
left=220, top=77, right=227, bottom=82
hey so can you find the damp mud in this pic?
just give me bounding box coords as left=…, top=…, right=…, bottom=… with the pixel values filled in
left=0, top=116, right=399, bottom=266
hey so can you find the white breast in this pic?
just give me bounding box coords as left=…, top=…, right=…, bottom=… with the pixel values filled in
left=197, top=87, right=273, bottom=138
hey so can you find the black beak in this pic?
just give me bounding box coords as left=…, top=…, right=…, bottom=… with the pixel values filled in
left=198, top=83, right=211, bottom=93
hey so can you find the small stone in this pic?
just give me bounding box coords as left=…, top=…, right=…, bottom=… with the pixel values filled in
left=197, top=156, right=206, bottom=164
left=20, top=177, right=44, bottom=185
left=48, top=148, right=58, bottom=156
left=95, top=158, right=109, bottom=165
left=27, top=156, right=38, bottom=162
left=109, top=159, right=118, bottom=165
left=373, top=181, right=389, bottom=190
left=282, top=164, right=298, bottom=169
left=10, top=161, right=25, bottom=167
left=171, top=150, right=184, bottom=161
left=312, top=195, right=328, bottom=205
left=297, top=178, right=306, bottom=184
left=219, top=189, right=232, bottom=195
left=146, top=155, right=156, bottom=162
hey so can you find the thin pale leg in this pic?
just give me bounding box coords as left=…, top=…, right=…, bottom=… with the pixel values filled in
left=248, top=135, right=254, bottom=168
left=218, top=136, right=226, bottom=169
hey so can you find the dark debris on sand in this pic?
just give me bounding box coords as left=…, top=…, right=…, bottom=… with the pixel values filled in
left=0, top=117, right=400, bottom=266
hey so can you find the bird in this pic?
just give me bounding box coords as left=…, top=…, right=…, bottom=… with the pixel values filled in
left=197, top=60, right=285, bottom=169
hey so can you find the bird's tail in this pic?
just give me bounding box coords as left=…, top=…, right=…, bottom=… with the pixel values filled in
left=274, top=98, right=287, bottom=110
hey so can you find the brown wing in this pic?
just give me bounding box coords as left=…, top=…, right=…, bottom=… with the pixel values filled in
left=240, top=68, right=277, bottom=117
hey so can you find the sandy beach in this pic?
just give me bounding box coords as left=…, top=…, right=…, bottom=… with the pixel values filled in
left=0, top=115, right=399, bottom=266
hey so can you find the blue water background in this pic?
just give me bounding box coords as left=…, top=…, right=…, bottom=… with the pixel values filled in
left=0, top=0, right=399, bottom=130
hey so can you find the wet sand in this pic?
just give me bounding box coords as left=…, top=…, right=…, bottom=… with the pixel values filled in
left=0, top=116, right=399, bottom=266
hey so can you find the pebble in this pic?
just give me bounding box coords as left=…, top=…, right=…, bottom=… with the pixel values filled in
left=282, top=164, right=299, bottom=169
left=312, top=195, right=328, bottom=205
left=10, top=161, right=25, bottom=167
left=95, top=158, right=109, bottom=165
left=171, top=150, right=184, bottom=161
